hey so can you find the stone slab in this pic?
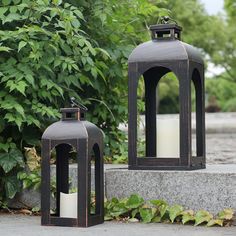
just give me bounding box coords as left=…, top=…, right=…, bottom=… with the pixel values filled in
left=105, top=164, right=236, bottom=214
left=0, top=215, right=235, bottom=236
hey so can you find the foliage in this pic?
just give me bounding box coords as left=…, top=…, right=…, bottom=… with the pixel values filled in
left=206, top=78, right=236, bottom=112
left=103, top=194, right=234, bottom=227
left=0, top=0, right=164, bottom=204
left=0, top=141, right=24, bottom=205
left=17, top=147, right=41, bottom=190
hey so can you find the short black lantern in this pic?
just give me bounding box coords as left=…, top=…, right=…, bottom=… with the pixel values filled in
left=128, top=18, right=205, bottom=170
left=41, top=103, right=104, bottom=227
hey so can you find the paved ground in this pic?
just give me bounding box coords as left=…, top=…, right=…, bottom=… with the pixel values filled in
left=0, top=215, right=235, bottom=236
left=206, top=133, right=236, bottom=164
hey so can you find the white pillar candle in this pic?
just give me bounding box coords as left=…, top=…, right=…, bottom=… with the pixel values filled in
left=156, top=117, right=180, bottom=158
left=60, top=192, right=78, bottom=218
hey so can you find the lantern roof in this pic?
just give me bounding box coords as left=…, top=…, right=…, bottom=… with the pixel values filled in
left=128, top=22, right=203, bottom=65
left=42, top=104, right=103, bottom=141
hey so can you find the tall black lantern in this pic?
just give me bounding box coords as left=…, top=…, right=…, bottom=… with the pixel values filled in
left=128, top=19, right=205, bottom=170
left=41, top=105, right=104, bottom=227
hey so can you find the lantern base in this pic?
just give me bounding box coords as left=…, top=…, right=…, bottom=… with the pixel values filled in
left=128, top=156, right=205, bottom=170
left=41, top=215, right=104, bottom=227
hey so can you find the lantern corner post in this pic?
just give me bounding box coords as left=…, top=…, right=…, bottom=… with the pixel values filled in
left=190, top=62, right=206, bottom=168
left=77, top=138, right=90, bottom=227
left=128, top=62, right=140, bottom=169
left=174, top=61, right=192, bottom=168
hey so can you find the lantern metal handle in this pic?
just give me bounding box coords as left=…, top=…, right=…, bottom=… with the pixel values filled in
left=70, top=97, right=88, bottom=111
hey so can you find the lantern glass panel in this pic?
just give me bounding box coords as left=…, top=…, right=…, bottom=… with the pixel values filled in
left=89, top=143, right=102, bottom=216
left=49, top=143, right=78, bottom=219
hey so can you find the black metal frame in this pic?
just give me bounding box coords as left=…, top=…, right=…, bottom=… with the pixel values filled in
left=128, top=24, right=205, bottom=170
left=41, top=108, right=104, bottom=227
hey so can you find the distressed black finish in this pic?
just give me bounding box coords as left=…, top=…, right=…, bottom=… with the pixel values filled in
left=41, top=107, right=104, bottom=227
left=128, top=22, right=205, bottom=170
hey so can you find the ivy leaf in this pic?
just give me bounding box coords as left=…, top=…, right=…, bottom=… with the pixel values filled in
left=131, top=208, right=139, bottom=218
left=2, top=0, right=11, bottom=6
left=16, top=81, right=27, bottom=96
left=0, top=46, right=12, bottom=52
left=160, top=204, right=168, bottom=218
left=18, top=41, right=27, bottom=52
left=0, top=148, right=24, bottom=173
left=128, top=217, right=139, bottom=223
left=140, top=208, right=156, bottom=223
left=126, top=194, right=144, bottom=209
left=52, top=0, right=62, bottom=6
left=4, top=175, right=21, bottom=199
left=207, top=219, right=224, bottom=227
left=194, top=210, right=213, bottom=226
left=150, top=199, right=167, bottom=207
left=151, top=215, right=162, bottom=223
left=73, top=9, right=84, bottom=20
left=182, top=210, right=195, bottom=224
left=169, top=204, right=184, bottom=223
left=110, top=202, right=128, bottom=218
left=218, top=208, right=234, bottom=220
left=0, top=7, right=8, bottom=17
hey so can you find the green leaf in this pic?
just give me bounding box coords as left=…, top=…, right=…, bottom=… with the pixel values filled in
left=52, top=0, right=62, bottom=5
left=2, top=0, right=11, bottom=6
left=160, top=204, right=168, bottom=218
left=150, top=199, right=167, bottom=207
left=181, top=210, right=195, bottom=224
left=18, top=41, right=27, bottom=52
left=169, top=204, right=184, bottom=223
left=4, top=175, right=21, bottom=199
left=0, top=46, right=12, bottom=52
left=0, top=143, right=10, bottom=152
left=194, top=210, right=213, bottom=226
left=0, top=7, right=8, bottom=17
left=14, top=104, right=25, bottom=116
left=151, top=215, right=162, bottom=223
left=73, top=9, right=84, bottom=20
left=0, top=148, right=24, bottom=173
left=140, top=208, right=156, bottom=223
left=218, top=208, right=234, bottom=220
left=126, top=194, right=144, bottom=209
left=207, top=219, right=224, bottom=227
left=128, top=217, right=139, bottom=223
left=131, top=208, right=139, bottom=218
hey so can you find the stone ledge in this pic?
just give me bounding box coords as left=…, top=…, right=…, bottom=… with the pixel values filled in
left=105, top=164, right=236, bottom=214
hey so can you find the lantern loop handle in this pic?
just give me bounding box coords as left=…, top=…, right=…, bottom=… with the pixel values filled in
left=158, top=16, right=178, bottom=25
left=70, top=97, right=88, bottom=111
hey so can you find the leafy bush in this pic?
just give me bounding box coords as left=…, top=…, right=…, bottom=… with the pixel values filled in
left=0, top=0, right=163, bottom=203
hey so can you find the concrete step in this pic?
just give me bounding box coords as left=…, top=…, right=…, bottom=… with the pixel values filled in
left=106, top=164, right=236, bottom=214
